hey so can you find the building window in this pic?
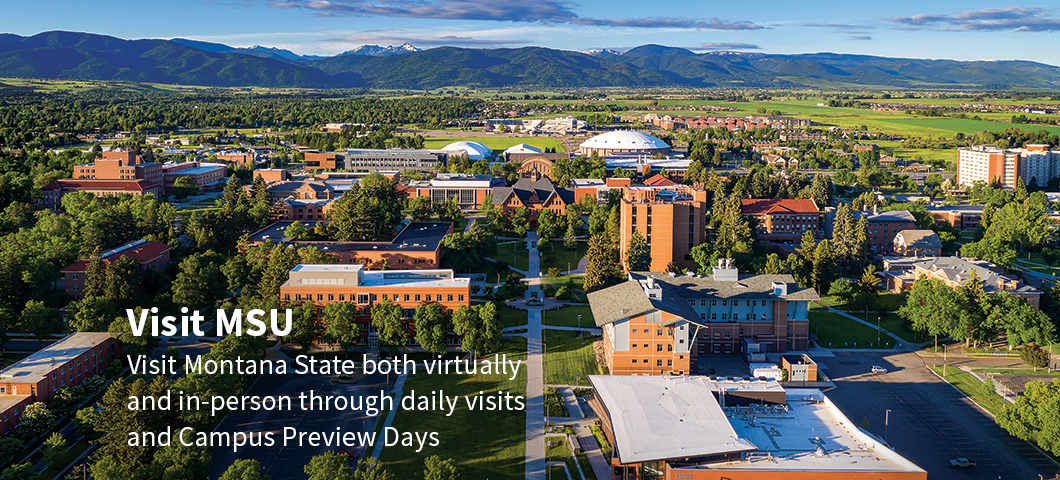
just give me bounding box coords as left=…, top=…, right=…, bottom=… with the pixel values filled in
left=711, top=300, right=717, bottom=306
left=657, top=329, right=663, bottom=336
left=448, top=295, right=453, bottom=302
left=667, top=360, right=673, bottom=367
left=657, top=360, right=663, bottom=367
left=458, top=295, right=464, bottom=301
left=357, top=294, right=370, bottom=304
left=643, top=344, right=648, bottom=348
left=404, top=295, right=410, bottom=302
left=656, top=344, right=663, bottom=352
left=632, top=329, right=637, bottom=333
left=721, top=300, right=727, bottom=306
left=632, top=343, right=637, bottom=348
left=725, top=332, right=731, bottom=339
left=339, top=294, right=345, bottom=301
left=284, top=294, right=290, bottom=301
left=667, top=344, right=673, bottom=352
left=632, top=359, right=637, bottom=363
left=415, top=294, right=421, bottom=302
left=328, top=294, right=334, bottom=301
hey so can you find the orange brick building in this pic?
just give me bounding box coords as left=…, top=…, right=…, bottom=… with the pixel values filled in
left=589, top=264, right=818, bottom=376
left=740, top=198, right=820, bottom=242
left=1, top=333, right=121, bottom=436
left=162, top=161, right=226, bottom=193
left=303, top=152, right=341, bottom=170
left=618, top=185, right=707, bottom=273
left=492, top=174, right=575, bottom=217
left=279, top=264, right=470, bottom=349
left=42, top=151, right=164, bottom=205
left=60, top=239, right=173, bottom=299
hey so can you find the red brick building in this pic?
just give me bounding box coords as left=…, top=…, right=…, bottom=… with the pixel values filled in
left=1, top=333, right=121, bottom=436
left=740, top=198, right=820, bottom=242
left=42, top=151, right=164, bottom=205
left=619, top=185, right=708, bottom=273
left=162, top=162, right=226, bottom=193
left=492, top=174, right=575, bottom=217
left=61, top=239, right=173, bottom=299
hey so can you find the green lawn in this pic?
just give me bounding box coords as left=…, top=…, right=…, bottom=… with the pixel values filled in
left=928, top=366, right=1006, bottom=416
left=546, top=437, right=579, bottom=480
left=970, top=367, right=1060, bottom=375
left=543, top=305, right=594, bottom=328
left=479, top=259, right=524, bottom=284
left=809, top=311, right=895, bottom=349
left=544, top=387, right=569, bottom=417
left=422, top=136, right=566, bottom=153
left=540, top=240, right=588, bottom=273
left=494, top=242, right=530, bottom=271
left=875, top=313, right=923, bottom=343
left=496, top=303, right=529, bottom=328
left=589, top=424, right=612, bottom=463
left=544, top=329, right=599, bottom=386
left=491, top=336, right=527, bottom=362
left=380, top=369, right=526, bottom=480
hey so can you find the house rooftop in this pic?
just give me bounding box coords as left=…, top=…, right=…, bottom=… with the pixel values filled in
left=740, top=198, right=819, bottom=215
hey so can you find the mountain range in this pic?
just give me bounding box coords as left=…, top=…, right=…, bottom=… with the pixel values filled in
left=1, top=31, right=1059, bottom=90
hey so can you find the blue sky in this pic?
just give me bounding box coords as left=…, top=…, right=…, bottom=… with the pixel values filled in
left=3, top=0, right=1060, bottom=64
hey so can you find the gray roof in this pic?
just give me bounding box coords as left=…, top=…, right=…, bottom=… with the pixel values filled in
left=894, top=257, right=1041, bottom=295
left=858, top=210, right=916, bottom=223
left=896, top=229, right=942, bottom=249
left=492, top=177, right=573, bottom=206
left=588, top=271, right=819, bottom=327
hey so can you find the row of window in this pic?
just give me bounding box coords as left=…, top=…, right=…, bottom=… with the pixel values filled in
left=631, top=343, right=674, bottom=352
left=286, top=293, right=465, bottom=303
left=630, top=354, right=684, bottom=364
left=702, top=313, right=767, bottom=321
left=689, top=299, right=770, bottom=307
left=630, top=328, right=672, bottom=336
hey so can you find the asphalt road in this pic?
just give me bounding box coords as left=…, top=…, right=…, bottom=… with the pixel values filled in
left=207, top=371, right=395, bottom=479
left=821, top=350, right=1059, bottom=480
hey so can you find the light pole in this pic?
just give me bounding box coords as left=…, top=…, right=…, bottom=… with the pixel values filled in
left=577, top=314, right=583, bottom=336
left=885, top=409, right=891, bottom=444
left=877, top=316, right=881, bottom=347
left=943, top=343, right=948, bottom=378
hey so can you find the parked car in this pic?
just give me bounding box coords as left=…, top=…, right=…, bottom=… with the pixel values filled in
left=871, top=366, right=888, bottom=374
left=949, top=458, right=976, bottom=468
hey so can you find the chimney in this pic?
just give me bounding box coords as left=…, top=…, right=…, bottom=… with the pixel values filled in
left=873, top=204, right=878, bottom=215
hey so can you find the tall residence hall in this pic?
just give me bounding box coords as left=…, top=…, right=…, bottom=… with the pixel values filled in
left=251, top=221, right=453, bottom=270
left=739, top=198, right=820, bottom=242
left=619, top=184, right=707, bottom=273
left=588, top=375, right=926, bottom=480
left=61, top=239, right=174, bottom=299
left=279, top=265, right=470, bottom=349
left=588, top=261, right=818, bottom=376
left=957, top=144, right=1060, bottom=189
left=42, top=151, right=164, bottom=204
left=1, top=333, right=121, bottom=436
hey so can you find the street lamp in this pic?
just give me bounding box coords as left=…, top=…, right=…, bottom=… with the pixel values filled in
left=885, top=409, right=891, bottom=444
left=577, top=314, right=583, bottom=334
left=877, top=316, right=881, bottom=347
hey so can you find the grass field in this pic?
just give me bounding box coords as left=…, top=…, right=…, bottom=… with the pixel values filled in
left=542, top=305, right=594, bottom=328
left=494, top=242, right=530, bottom=271
left=544, top=329, right=598, bottom=386
left=809, top=311, right=894, bottom=349
left=540, top=240, right=588, bottom=273
left=422, top=136, right=566, bottom=152
left=379, top=369, right=526, bottom=480
left=492, top=336, right=528, bottom=362
left=546, top=437, right=580, bottom=480
left=496, top=303, right=529, bottom=328
left=928, top=366, right=1006, bottom=416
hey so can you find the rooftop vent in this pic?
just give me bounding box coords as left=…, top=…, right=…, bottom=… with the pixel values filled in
left=713, top=258, right=739, bottom=282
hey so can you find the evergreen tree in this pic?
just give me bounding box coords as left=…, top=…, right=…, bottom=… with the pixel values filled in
left=797, top=230, right=817, bottom=258
left=1014, top=177, right=1029, bottom=202
left=606, top=205, right=621, bottom=247
left=851, top=216, right=870, bottom=268
left=811, top=239, right=838, bottom=294
left=715, top=197, right=751, bottom=257
left=584, top=234, right=619, bottom=292
left=664, top=261, right=681, bottom=274
left=832, top=203, right=853, bottom=263
left=625, top=230, right=652, bottom=271
left=588, top=204, right=608, bottom=236
left=762, top=253, right=784, bottom=274
left=84, top=253, right=106, bottom=298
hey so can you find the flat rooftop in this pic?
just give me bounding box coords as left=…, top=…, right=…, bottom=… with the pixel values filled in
left=249, top=221, right=452, bottom=252
left=686, top=389, right=924, bottom=473
left=0, top=333, right=113, bottom=384
left=284, top=265, right=468, bottom=289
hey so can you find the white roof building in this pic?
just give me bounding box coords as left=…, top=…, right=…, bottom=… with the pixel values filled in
left=579, top=131, right=670, bottom=156
left=441, top=141, right=493, bottom=160
left=503, top=143, right=542, bottom=156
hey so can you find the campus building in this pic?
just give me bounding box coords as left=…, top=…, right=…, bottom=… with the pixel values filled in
left=41, top=151, right=164, bottom=204
left=492, top=174, right=575, bottom=217
left=618, top=185, right=707, bottom=272
left=956, top=144, right=1060, bottom=189
left=892, top=229, right=942, bottom=257
left=60, top=239, right=174, bottom=299
left=739, top=198, right=820, bottom=242
left=831, top=209, right=915, bottom=255
left=304, top=149, right=448, bottom=173
left=1, top=333, right=121, bottom=436
left=588, top=262, right=818, bottom=376
left=403, top=174, right=505, bottom=209
left=162, top=161, right=226, bottom=193
left=882, top=256, right=1041, bottom=308
left=278, top=264, right=470, bottom=349
left=251, top=221, right=453, bottom=270
left=588, top=375, right=926, bottom=480
left=579, top=131, right=670, bottom=157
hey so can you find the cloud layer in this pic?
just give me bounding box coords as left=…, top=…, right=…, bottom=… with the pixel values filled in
left=684, top=42, right=760, bottom=50
left=889, top=6, right=1060, bottom=32
left=325, top=33, right=528, bottom=47
left=272, top=0, right=763, bottom=30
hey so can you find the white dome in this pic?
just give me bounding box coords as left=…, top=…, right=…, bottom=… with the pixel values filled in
left=503, top=143, right=542, bottom=154
left=580, top=130, right=669, bottom=150
left=442, top=141, right=493, bottom=160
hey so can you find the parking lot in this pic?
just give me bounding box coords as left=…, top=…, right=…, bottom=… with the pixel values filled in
left=821, top=350, right=1059, bottom=480
left=207, top=371, right=396, bottom=479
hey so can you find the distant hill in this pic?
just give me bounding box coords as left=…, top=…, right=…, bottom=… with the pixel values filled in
left=2, top=31, right=1060, bottom=90
left=339, top=43, right=421, bottom=57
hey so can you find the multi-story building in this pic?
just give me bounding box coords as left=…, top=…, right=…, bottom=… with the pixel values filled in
left=60, top=239, right=173, bottom=299
left=304, top=149, right=448, bottom=173
left=162, top=161, right=226, bottom=193
left=279, top=264, right=470, bottom=349
left=740, top=198, right=820, bottom=242
left=303, top=152, right=341, bottom=170
left=403, top=174, right=505, bottom=209
left=588, top=261, right=819, bottom=376
left=1, top=333, right=121, bottom=436
left=492, top=174, right=575, bottom=218
left=619, top=185, right=707, bottom=272
left=957, top=144, right=1060, bottom=189
left=893, top=230, right=942, bottom=257
left=251, top=221, right=453, bottom=270
left=41, top=151, right=165, bottom=204
left=589, top=375, right=926, bottom=480
left=570, top=178, right=631, bottom=205
left=852, top=209, right=916, bottom=255
left=882, top=256, right=1041, bottom=308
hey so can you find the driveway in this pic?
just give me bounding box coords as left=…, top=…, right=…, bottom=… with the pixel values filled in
left=821, top=350, right=1059, bottom=480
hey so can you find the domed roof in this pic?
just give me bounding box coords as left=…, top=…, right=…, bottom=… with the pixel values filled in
left=503, top=143, right=542, bottom=154
left=442, top=141, right=493, bottom=160
left=580, top=131, right=669, bottom=150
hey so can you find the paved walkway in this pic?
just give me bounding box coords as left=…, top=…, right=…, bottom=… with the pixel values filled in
left=524, top=231, right=547, bottom=480
left=369, top=374, right=408, bottom=461
left=575, top=424, right=612, bottom=480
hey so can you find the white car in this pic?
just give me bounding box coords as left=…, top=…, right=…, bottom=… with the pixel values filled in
left=871, top=366, right=888, bottom=374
